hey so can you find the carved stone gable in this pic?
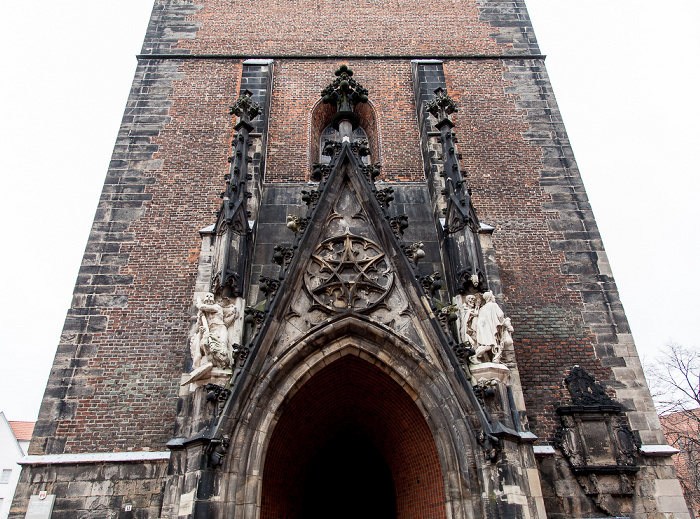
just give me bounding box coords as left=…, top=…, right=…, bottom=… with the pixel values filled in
left=274, top=177, right=420, bottom=352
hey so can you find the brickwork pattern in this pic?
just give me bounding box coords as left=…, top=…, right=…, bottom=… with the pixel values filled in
left=261, top=355, right=446, bottom=519
left=139, top=0, right=542, bottom=58
left=10, top=461, right=168, bottom=519
left=266, top=60, right=423, bottom=182
left=32, top=59, right=242, bottom=455
left=151, top=0, right=504, bottom=57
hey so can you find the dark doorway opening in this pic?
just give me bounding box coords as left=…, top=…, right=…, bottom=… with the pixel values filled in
left=302, top=428, right=396, bottom=519
left=260, top=355, right=447, bottom=519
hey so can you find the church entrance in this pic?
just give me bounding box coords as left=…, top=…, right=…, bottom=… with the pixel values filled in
left=301, top=429, right=395, bottom=519
left=260, top=354, right=447, bottom=519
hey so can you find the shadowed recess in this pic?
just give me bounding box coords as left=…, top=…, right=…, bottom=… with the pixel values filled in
left=261, top=355, right=447, bottom=519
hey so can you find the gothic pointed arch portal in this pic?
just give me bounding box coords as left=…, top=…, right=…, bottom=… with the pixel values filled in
left=260, top=355, right=447, bottom=519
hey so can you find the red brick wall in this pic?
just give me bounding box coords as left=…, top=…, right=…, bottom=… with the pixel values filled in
left=441, top=59, right=611, bottom=437
left=38, top=55, right=612, bottom=451
left=36, top=0, right=629, bottom=457
left=261, top=355, right=447, bottom=519
left=47, top=60, right=243, bottom=453
left=266, top=60, right=423, bottom=182
left=167, top=0, right=502, bottom=57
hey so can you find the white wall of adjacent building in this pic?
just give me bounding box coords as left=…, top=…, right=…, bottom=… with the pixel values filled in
left=0, top=413, right=30, bottom=519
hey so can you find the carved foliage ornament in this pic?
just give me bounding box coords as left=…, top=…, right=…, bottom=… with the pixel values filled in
left=389, top=214, right=409, bottom=239
left=565, top=365, right=616, bottom=407
left=374, top=186, right=394, bottom=208
left=229, top=90, right=262, bottom=126
left=321, top=64, right=369, bottom=114
left=304, top=230, right=393, bottom=313
left=426, top=87, right=457, bottom=123
left=419, top=272, right=443, bottom=298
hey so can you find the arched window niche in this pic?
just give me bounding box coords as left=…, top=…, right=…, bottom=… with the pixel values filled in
left=309, top=99, right=380, bottom=174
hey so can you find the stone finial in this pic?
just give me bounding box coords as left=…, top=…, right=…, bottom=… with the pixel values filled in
left=321, top=65, right=369, bottom=112
left=229, top=89, right=262, bottom=127
left=426, top=87, right=457, bottom=124
left=321, top=65, right=369, bottom=136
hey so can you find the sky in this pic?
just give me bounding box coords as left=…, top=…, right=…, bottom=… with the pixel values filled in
left=0, top=1, right=698, bottom=422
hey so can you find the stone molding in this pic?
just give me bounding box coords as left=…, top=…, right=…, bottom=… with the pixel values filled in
left=19, top=451, right=171, bottom=465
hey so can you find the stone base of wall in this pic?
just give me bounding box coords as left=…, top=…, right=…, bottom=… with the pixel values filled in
left=10, top=458, right=168, bottom=519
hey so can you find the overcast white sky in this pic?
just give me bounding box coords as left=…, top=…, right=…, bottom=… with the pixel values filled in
left=0, top=1, right=698, bottom=422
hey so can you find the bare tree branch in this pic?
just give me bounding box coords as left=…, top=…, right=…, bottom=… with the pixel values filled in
left=644, top=342, right=700, bottom=515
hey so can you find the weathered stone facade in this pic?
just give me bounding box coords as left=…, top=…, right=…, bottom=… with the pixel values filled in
left=10, top=0, right=690, bottom=518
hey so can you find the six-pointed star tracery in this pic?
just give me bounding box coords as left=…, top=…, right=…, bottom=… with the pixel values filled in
left=304, top=230, right=393, bottom=313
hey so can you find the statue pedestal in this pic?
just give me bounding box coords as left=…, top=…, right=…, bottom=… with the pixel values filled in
left=470, top=362, right=510, bottom=384
left=181, top=363, right=232, bottom=389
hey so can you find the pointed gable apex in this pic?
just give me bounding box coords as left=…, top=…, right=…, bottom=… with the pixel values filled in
left=245, top=142, right=451, bottom=367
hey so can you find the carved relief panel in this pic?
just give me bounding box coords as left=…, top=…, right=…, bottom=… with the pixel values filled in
left=554, top=366, right=641, bottom=516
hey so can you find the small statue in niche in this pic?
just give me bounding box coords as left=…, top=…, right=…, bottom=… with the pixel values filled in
left=191, top=293, right=240, bottom=371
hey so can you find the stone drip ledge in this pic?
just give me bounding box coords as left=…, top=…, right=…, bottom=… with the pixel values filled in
left=19, top=451, right=171, bottom=465
left=639, top=445, right=680, bottom=457
left=532, top=445, right=679, bottom=457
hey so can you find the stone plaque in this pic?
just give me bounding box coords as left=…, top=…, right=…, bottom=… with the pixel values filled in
left=179, top=489, right=195, bottom=517
left=580, top=419, right=616, bottom=465
left=25, top=494, right=56, bottom=519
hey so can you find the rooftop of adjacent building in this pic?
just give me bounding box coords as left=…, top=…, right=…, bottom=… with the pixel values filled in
left=8, top=421, right=34, bottom=442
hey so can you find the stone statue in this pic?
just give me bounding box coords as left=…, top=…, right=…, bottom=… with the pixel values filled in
left=494, top=317, right=514, bottom=364
left=468, top=291, right=513, bottom=366
left=458, top=294, right=479, bottom=347
left=191, top=293, right=240, bottom=371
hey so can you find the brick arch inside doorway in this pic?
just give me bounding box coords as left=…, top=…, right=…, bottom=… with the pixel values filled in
left=260, top=355, right=447, bottom=519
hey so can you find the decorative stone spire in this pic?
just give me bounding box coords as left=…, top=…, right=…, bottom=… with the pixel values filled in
left=428, top=87, right=471, bottom=218
left=223, top=89, right=260, bottom=227
left=427, top=87, right=487, bottom=295
left=321, top=65, right=369, bottom=138
left=211, top=89, right=262, bottom=297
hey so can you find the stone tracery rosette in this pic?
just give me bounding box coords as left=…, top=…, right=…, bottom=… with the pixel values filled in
left=304, top=231, right=393, bottom=313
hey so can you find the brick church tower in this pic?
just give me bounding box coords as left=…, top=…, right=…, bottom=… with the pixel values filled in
left=11, top=1, right=690, bottom=518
